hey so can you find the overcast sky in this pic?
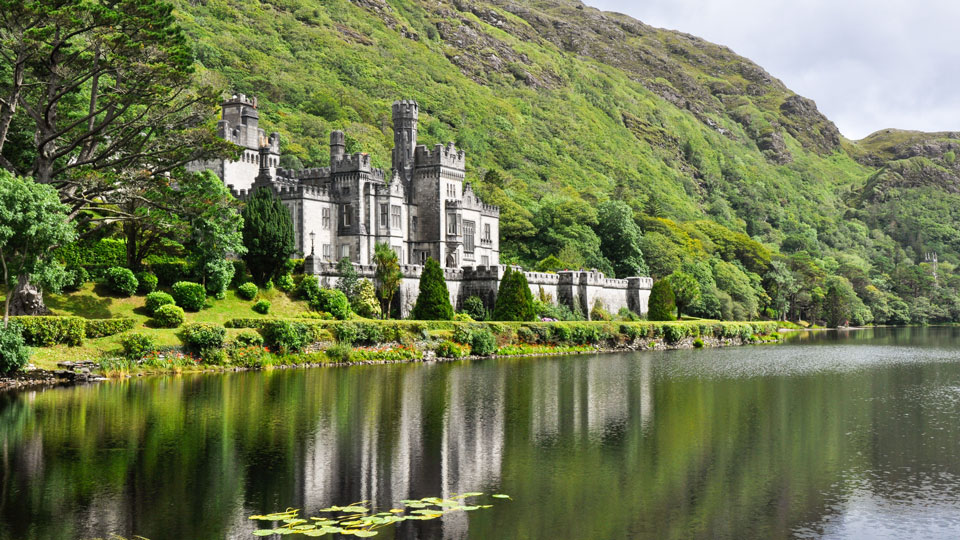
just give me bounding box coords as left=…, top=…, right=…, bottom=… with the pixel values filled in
left=586, top=0, right=960, bottom=140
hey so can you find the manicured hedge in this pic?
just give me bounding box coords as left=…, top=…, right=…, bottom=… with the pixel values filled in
left=84, top=318, right=136, bottom=339
left=106, top=267, right=138, bottom=297
left=172, top=281, right=206, bottom=312
left=10, top=316, right=85, bottom=347
left=153, top=304, right=185, bottom=328
left=145, top=292, right=176, bottom=315
left=237, top=282, right=258, bottom=300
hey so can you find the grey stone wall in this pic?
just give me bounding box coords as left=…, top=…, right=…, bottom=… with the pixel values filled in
left=308, top=262, right=652, bottom=319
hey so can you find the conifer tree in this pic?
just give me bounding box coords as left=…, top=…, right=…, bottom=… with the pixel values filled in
left=493, top=267, right=536, bottom=321
left=410, top=258, right=454, bottom=320
left=648, top=279, right=677, bottom=321
left=241, top=188, right=295, bottom=284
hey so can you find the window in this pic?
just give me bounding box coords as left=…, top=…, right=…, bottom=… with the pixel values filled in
left=446, top=213, right=459, bottom=235
left=322, top=207, right=330, bottom=229
left=322, top=244, right=331, bottom=260
left=481, top=255, right=489, bottom=266
left=446, top=183, right=456, bottom=198
left=380, top=204, right=388, bottom=229
left=391, top=205, right=402, bottom=228
left=418, top=251, right=427, bottom=265
left=343, top=186, right=350, bottom=196
left=340, top=244, right=351, bottom=259
left=483, top=223, right=491, bottom=241
left=343, top=204, right=352, bottom=227
left=464, top=220, right=475, bottom=252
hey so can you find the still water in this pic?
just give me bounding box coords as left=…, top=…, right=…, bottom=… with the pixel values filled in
left=3, top=327, right=960, bottom=539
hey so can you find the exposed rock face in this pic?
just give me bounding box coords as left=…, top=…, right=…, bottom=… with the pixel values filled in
left=778, top=96, right=842, bottom=155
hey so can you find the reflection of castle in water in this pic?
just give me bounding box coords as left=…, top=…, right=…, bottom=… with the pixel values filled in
left=290, top=356, right=652, bottom=539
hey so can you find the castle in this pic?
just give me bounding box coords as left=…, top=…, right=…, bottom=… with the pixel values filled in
left=190, top=94, right=652, bottom=317
left=189, top=94, right=500, bottom=270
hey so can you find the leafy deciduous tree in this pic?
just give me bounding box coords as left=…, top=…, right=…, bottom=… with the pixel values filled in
left=668, top=271, right=701, bottom=320
left=373, top=242, right=402, bottom=319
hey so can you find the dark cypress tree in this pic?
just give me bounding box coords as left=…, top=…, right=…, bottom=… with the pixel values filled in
left=411, top=258, right=454, bottom=320
left=648, top=279, right=677, bottom=321
left=241, top=188, right=295, bottom=284
left=493, top=267, right=536, bottom=321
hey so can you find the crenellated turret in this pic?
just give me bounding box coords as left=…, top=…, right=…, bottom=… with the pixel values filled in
left=392, top=100, right=419, bottom=174
left=330, top=130, right=346, bottom=163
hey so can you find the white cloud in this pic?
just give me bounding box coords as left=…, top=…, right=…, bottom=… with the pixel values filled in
left=586, top=0, right=960, bottom=139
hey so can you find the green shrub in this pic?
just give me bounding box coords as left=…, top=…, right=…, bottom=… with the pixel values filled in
left=233, top=331, right=265, bottom=348
left=144, top=292, right=176, bottom=315
left=172, top=281, right=206, bottom=312
left=492, top=267, right=536, bottom=321
left=153, top=304, right=186, bottom=328
left=470, top=328, right=497, bottom=356
left=619, top=323, right=643, bottom=341
left=517, top=326, right=537, bottom=344
left=310, top=288, right=352, bottom=320
left=297, top=275, right=321, bottom=301
left=252, top=300, right=271, bottom=314
left=148, top=258, right=191, bottom=286
left=648, top=279, right=677, bottom=321
left=663, top=324, right=687, bottom=344
left=351, top=278, right=381, bottom=319
left=237, top=282, right=259, bottom=300
left=590, top=299, right=611, bottom=321
left=693, top=337, right=705, bottom=348
left=275, top=273, right=295, bottom=292
left=453, top=313, right=474, bottom=322
left=229, top=345, right=271, bottom=367
left=435, top=340, right=468, bottom=358
left=411, top=258, right=454, bottom=321
left=11, top=316, right=85, bottom=346
left=121, top=333, right=155, bottom=361
left=62, top=266, right=89, bottom=292
left=325, top=343, right=353, bottom=363
left=263, top=320, right=313, bottom=354
left=135, top=272, right=158, bottom=294
left=178, top=323, right=226, bottom=359
left=0, top=324, right=30, bottom=374
left=106, top=267, right=139, bottom=297
left=84, top=318, right=136, bottom=338
left=462, top=295, right=488, bottom=321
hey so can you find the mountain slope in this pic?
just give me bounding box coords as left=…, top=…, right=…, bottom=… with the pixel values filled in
left=171, top=0, right=960, bottom=323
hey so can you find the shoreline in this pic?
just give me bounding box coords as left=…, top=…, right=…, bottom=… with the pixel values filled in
left=0, top=331, right=775, bottom=393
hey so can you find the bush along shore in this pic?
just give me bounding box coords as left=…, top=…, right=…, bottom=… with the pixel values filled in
left=1, top=319, right=780, bottom=388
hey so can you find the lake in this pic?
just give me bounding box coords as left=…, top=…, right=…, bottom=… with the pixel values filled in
left=3, top=327, right=960, bottom=539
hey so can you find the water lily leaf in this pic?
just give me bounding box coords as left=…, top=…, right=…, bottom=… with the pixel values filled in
left=340, top=505, right=370, bottom=513
left=389, top=509, right=404, bottom=513
left=461, top=505, right=480, bottom=511
left=252, top=530, right=277, bottom=536
left=459, top=492, right=484, bottom=498
left=284, top=518, right=308, bottom=525
left=491, top=494, right=512, bottom=500
left=318, top=506, right=342, bottom=512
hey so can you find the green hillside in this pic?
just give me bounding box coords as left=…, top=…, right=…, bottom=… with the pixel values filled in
left=170, top=0, right=957, bottom=324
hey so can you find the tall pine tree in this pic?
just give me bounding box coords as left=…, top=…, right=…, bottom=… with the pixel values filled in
left=410, top=258, right=454, bottom=320
left=493, top=267, right=536, bottom=321
left=241, top=188, right=295, bottom=284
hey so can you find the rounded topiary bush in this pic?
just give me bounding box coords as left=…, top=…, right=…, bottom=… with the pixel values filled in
left=144, top=291, right=175, bottom=315
left=63, top=266, right=89, bottom=292
left=252, top=300, right=271, bottom=314
left=171, top=281, right=206, bottom=312
left=0, top=324, right=30, bottom=374
left=178, top=322, right=226, bottom=358
left=237, top=281, right=258, bottom=300
left=135, top=272, right=158, bottom=294
left=152, top=304, right=185, bottom=328
left=309, top=288, right=351, bottom=320
left=106, top=267, right=139, bottom=297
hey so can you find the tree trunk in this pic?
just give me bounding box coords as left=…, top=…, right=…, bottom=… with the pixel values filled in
left=125, top=219, right=139, bottom=271
left=8, top=275, right=50, bottom=316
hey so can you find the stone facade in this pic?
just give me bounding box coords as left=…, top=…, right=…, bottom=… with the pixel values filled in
left=190, top=94, right=500, bottom=269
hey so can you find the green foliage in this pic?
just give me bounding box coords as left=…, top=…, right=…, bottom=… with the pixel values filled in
left=823, top=276, right=872, bottom=327
left=62, top=266, right=90, bottom=292
left=470, top=328, right=498, bottom=356
left=411, top=258, right=454, bottom=321
left=252, top=300, right=271, bottom=314
left=178, top=323, right=226, bottom=359
left=335, top=257, right=360, bottom=300
left=150, top=259, right=192, bottom=287
left=203, top=259, right=235, bottom=300
left=84, top=318, right=136, bottom=339
left=153, top=304, right=186, bottom=328
left=648, top=279, right=677, bottom=321
left=106, top=267, right=139, bottom=297
left=595, top=201, right=648, bottom=277
left=121, top=333, right=156, bottom=361
left=462, top=296, right=489, bottom=321
left=145, top=292, right=176, bottom=315
left=135, top=272, right=158, bottom=294
left=492, top=267, right=536, bottom=321
left=324, top=343, right=354, bottom=363
left=668, top=271, right=701, bottom=319
left=0, top=324, right=29, bottom=374
left=179, top=172, right=246, bottom=298
left=310, top=289, right=352, bottom=320
left=297, top=275, right=321, bottom=301
left=590, top=299, right=611, bottom=321
left=11, top=316, right=85, bottom=346
left=171, top=281, right=206, bottom=312
left=263, top=320, right=315, bottom=354
left=352, top=279, right=381, bottom=319
left=237, top=282, right=259, bottom=300
left=275, top=273, right=295, bottom=292
left=241, top=188, right=295, bottom=284
left=233, top=331, right=264, bottom=348
left=435, top=340, right=468, bottom=358
left=373, top=242, right=402, bottom=318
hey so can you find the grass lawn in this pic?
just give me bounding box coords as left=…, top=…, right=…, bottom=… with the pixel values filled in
left=14, top=283, right=312, bottom=370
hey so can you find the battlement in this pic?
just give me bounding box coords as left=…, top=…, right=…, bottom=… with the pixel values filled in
left=288, top=167, right=332, bottom=181
left=223, top=94, right=258, bottom=108
left=462, top=265, right=502, bottom=280
left=332, top=152, right=372, bottom=173
left=392, top=100, right=419, bottom=119
left=523, top=271, right=560, bottom=285
left=276, top=184, right=328, bottom=200
left=627, top=277, right=654, bottom=290
left=415, top=142, right=466, bottom=169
